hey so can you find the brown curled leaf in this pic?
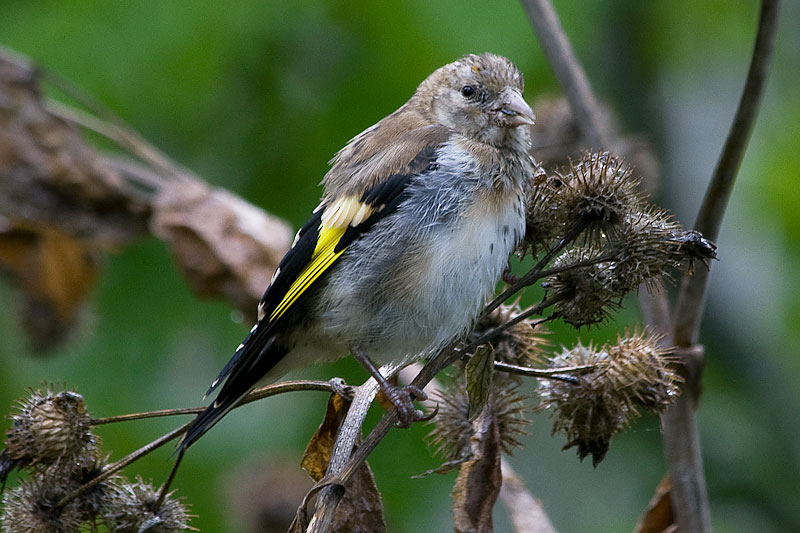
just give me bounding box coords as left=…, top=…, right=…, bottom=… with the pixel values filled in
left=634, top=476, right=675, bottom=533
left=452, top=409, right=503, bottom=533
left=0, top=49, right=149, bottom=248
left=301, top=394, right=351, bottom=482
left=150, top=179, right=292, bottom=321
left=0, top=223, right=101, bottom=352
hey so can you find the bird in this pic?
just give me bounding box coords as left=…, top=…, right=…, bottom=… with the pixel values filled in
left=179, top=53, right=536, bottom=450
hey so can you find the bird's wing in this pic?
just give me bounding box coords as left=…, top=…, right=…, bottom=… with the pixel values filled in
left=179, top=126, right=450, bottom=450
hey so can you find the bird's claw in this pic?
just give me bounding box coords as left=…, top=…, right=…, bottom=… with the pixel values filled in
left=502, top=268, right=521, bottom=285
left=383, top=384, right=434, bottom=428
left=329, top=377, right=355, bottom=401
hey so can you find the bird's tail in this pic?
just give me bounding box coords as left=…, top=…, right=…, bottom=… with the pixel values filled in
left=178, top=334, right=288, bottom=451
left=178, top=395, right=243, bottom=451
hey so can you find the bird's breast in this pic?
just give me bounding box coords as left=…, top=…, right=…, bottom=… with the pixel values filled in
left=408, top=187, right=525, bottom=345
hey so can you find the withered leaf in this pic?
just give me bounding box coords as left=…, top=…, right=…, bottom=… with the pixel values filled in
left=452, top=410, right=503, bottom=533
left=299, top=392, right=386, bottom=532
left=151, top=180, right=292, bottom=321
left=0, top=50, right=149, bottom=248
left=634, top=475, right=675, bottom=533
left=301, top=393, right=351, bottom=482
left=0, top=223, right=100, bottom=352
left=330, top=456, right=387, bottom=533
left=465, top=344, right=495, bottom=421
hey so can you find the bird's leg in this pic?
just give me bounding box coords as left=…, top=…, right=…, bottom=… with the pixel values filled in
left=351, top=346, right=428, bottom=428
left=502, top=260, right=521, bottom=285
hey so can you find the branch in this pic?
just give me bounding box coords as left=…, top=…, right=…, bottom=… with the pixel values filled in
left=519, top=0, right=611, bottom=148
left=306, top=377, right=383, bottom=532
left=90, top=379, right=345, bottom=425
left=661, top=2, right=780, bottom=532
left=500, top=458, right=558, bottom=533
left=673, top=0, right=781, bottom=346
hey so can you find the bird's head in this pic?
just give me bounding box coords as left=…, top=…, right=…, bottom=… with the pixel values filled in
left=414, top=53, right=535, bottom=150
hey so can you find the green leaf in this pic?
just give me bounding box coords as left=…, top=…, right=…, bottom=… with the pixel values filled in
left=465, top=344, right=495, bottom=421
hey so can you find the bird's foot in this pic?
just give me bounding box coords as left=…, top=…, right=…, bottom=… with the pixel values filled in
left=381, top=384, right=435, bottom=428
left=502, top=264, right=521, bottom=285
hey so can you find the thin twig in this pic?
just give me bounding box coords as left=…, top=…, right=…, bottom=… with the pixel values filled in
left=494, top=361, right=591, bottom=382
left=45, top=95, right=189, bottom=181
left=673, top=0, right=780, bottom=346
left=155, top=448, right=185, bottom=511
left=91, top=379, right=344, bottom=425
left=661, top=2, right=780, bottom=532
left=519, top=0, right=611, bottom=149
left=91, top=408, right=203, bottom=425
left=484, top=221, right=587, bottom=318
left=57, top=421, right=191, bottom=508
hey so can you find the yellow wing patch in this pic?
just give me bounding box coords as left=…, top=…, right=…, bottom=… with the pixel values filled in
left=269, top=196, right=375, bottom=322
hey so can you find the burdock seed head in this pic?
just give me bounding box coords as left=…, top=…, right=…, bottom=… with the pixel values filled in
left=536, top=331, right=680, bottom=466
left=101, top=476, right=193, bottom=532
left=470, top=302, right=549, bottom=369
left=543, top=248, right=622, bottom=327
left=428, top=380, right=532, bottom=462
left=557, top=152, right=643, bottom=240
left=522, top=167, right=570, bottom=256
left=4, top=386, right=96, bottom=469
left=0, top=462, right=107, bottom=532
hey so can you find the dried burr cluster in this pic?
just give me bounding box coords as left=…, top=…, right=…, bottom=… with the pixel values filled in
left=427, top=152, right=715, bottom=468
left=0, top=386, right=192, bottom=532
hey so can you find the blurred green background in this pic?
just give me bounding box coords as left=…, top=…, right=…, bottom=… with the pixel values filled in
left=1, top=1, right=799, bottom=531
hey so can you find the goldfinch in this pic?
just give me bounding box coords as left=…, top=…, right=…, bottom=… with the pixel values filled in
left=181, top=53, right=535, bottom=449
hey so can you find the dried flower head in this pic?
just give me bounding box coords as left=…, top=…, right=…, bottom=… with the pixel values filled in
left=522, top=167, right=569, bottom=256
left=0, top=462, right=105, bottom=532
left=522, top=152, right=645, bottom=259
left=542, top=206, right=717, bottom=327
left=543, top=248, right=621, bottom=327
left=428, top=380, right=532, bottom=462
left=4, top=386, right=97, bottom=471
left=1, top=478, right=83, bottom=532
left=537, top=331, right=680, bottom=466
left=558, top=152, right=643, bottom=240
left=611, top=208, right=717, bottom=292
left=470, top=302, right=549, bottom=369
left=604, top=331, right=682, bottom=413
left=102, top=476, right=193, bottom=532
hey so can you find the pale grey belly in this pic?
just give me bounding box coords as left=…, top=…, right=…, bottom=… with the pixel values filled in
left=316, top=207, right=523, bottom=365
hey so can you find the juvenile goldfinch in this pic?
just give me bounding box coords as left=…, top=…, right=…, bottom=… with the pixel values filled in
left=181, top=53, right=535, bottom=449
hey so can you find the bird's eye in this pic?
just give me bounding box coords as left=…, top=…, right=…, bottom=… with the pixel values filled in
left=460, top=85, right=476, bottom=98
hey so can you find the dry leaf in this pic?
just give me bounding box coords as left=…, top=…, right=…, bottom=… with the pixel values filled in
left=301, top=394, right=350, bottom=482
left=300, top=393, right=386, bottom=532
left=452, top=409, right=503, bottom=533
left=0, top=49, right=149, bottom=248
left=151, top=180, right=292, bottom=321
left=330, top=456, right=386, bottom=533
left=0, top=223, right=100, bottom=351
left=634, top=475, right=674, bottom=533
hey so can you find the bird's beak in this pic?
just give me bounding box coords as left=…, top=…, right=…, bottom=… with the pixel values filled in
left=496, top=89, right=535, bottom=127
